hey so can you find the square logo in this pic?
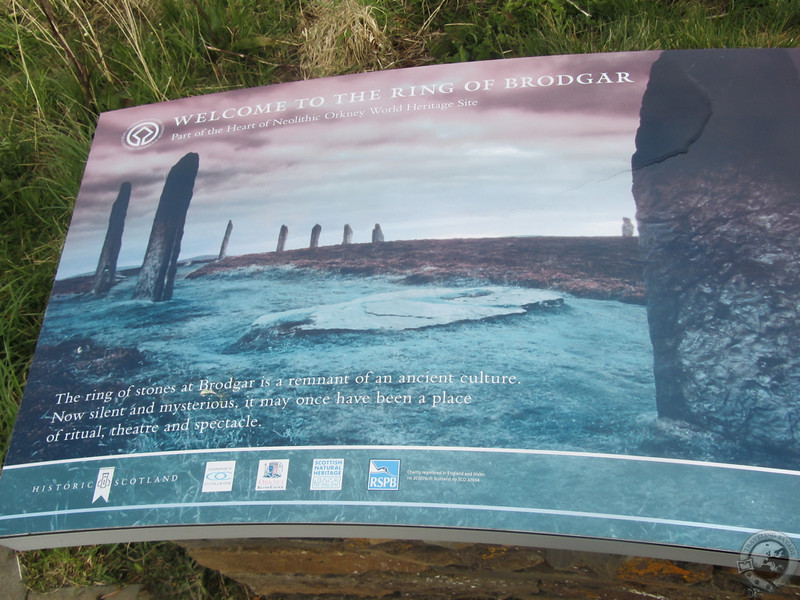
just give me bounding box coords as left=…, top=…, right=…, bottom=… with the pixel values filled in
left=255, top=459, right=289, bottom=491
left=367, top=460, right=400, bottom=491
left=202, top=460, right=236, bottom=493
left=310, top=458, right=344, bottom=490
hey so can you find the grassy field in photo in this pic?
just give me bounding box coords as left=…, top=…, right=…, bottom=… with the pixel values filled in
left=2, top=0, right=799, bottom=597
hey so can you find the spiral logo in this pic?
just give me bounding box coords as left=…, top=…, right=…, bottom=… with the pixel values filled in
left=122, top=120, right=164, bottom=149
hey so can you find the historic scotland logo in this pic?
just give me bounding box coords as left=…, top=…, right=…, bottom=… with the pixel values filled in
left=738, top=530, right=798, bottom=596
left=122, top=119, right=164, bottom=149
left=91, top=466, right=115, bottom=503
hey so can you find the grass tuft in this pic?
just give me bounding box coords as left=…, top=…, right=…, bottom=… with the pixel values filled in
left=299, top=0, right=398, bottom=78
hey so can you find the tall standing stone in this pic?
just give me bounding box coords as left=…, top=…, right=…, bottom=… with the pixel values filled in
left=310, top=224, right=321, bottom=248
left=218, top=220, right=233, bottom=260
left=276, top=225, right=288, bottom=252
left=342, top=224, right=353, bottom=245
left=92, top=182, right=131, bottom=294
left=372, top=223, right=384, bottom=243
left=631, top=49, right=800, bottom=452
left=133, top=152, right=199, bottom=301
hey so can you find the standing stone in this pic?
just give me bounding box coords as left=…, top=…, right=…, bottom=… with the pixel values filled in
left=621, top=217, right=634, bottom=238
left=342, top=224, right=353, bottom=245
left=372, top=223, right=384, bottom=243
left=133, top=152, right=199, bottom=301
left=276, top=225, right=288, bottom=252
left=631, top=49, right=800, bottom=452
left=218, top=220, right=233, bottom=260
left=310, top=224, right=321, bottom=248
left=92, top=182, right=131, bottom=294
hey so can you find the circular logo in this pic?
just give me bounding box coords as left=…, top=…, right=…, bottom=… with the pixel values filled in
left=738, top=531, right=799, bottom=593
left=206, top=471, right=232, bottom=481
left=122, top=119, right=164, bottom=149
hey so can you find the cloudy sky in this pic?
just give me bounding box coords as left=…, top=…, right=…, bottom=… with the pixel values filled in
left=57, top=51, right=659, bottom=279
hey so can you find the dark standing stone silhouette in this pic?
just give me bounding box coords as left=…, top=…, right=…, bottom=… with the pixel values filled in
left=342, top=224, right=353, bottom=245
left=92, top=182, right=131, bottom=294
left=218, top=220, right=233, bottom=260
left=310, top=224, right=321, bottom=248
left=632, top=49, right=800, bottom=453
left=372, top=223, right=384, bottom=243
left=133, top=152, right=199, bottom=301
left=276, top=225, right=288, bottom=252
left=621, top=217, right=634, bottom=238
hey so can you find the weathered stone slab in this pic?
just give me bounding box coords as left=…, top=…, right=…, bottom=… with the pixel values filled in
left=132, top=152, right=199, bottom=301
left=310, top=223, right=321, bottom=248
left=0, top=547, right=25, bottom=600
left=632, top=49, right=800, bottom=454
left=179, top=539, right=786, bottom=599
left=342, top=223, right=353, bottom=245
left=276, top=224, right=288, bottom=252
left=372, top=223, right=384, bottom=243
left=218, top=219, right=233, bottom=260
left=92, top=182, right=131, bottom=294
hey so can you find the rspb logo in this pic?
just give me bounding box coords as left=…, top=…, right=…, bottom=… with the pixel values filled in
left=367, top=460, right=400, bottom=491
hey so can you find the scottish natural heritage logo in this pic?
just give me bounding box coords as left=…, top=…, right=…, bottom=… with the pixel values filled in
left=122, top=120, right=164, bottom=149
left=738, top=531, right=799, bottom=596
left=310, top=458, right=344, bottom=491
left=367, top=460, right=400, bottom=491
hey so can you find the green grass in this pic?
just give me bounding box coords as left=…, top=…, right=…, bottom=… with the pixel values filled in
left=20, top=541, right=253, bottom=598
left=2, top=0, right=799, bottom=596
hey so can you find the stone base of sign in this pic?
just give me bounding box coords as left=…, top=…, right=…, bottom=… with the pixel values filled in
left=180, top=538, right=800, bottom=599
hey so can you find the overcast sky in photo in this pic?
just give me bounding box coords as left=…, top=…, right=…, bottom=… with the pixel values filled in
left=57, top=51, right=659, bottom=279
